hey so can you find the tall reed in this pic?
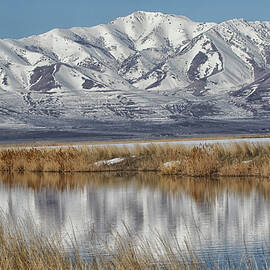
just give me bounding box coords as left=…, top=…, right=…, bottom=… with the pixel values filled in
left=0, top=212, right=265, bottom=269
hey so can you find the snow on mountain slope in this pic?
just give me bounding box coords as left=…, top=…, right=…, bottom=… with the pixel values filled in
left=110, top=11, right=216, bottom=50
left=1, top=11, right=270, bottom=126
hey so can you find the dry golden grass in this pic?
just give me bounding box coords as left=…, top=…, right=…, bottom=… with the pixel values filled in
left=1, top=142, right=270, bottom=176
left=0, top=212, right=264, bottom=270
left=0, top=212, right=202, bottom=269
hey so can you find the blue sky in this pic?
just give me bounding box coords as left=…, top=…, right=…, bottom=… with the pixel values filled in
left=2, top=0, right=270, bottom=39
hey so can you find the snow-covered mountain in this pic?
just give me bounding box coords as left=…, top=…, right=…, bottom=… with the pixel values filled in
left=1, top=11, right=270, bottom=128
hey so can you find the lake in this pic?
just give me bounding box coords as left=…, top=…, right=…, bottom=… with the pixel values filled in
left=0, top=172, right=270, bottom=268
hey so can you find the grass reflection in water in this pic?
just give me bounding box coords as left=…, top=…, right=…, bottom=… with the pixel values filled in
left=1, top=172, right=270, bottom=202
left=0, top=172, right=270, bottom=269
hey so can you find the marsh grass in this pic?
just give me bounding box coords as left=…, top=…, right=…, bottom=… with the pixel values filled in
left=0, top=213, right=266, bottom=270
left=1, top=142, right=270, bottom=176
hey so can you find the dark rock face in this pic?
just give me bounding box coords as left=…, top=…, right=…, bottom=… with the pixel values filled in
left=231, top=72, right=270, bottom=101
left=146, top=70, right=167, bottom=90
left=119, top=54, right=140, bottom=76
left=185, top=79, right=207, bottom=96
left=187, top=40, right=223, bottom=82
left=25, top=46, right=43, bottom=53
left=73, top=37, right=115, bottom=59
left=188, top=52, right=208, bottom=81
left=230, top=72, right=270, bottom=116
left=30, top=64, right=61, bottom=91
left=264, top=46, right=270, bottom=65
left=77, top=58, right=103, bottom=72
left=82, top=78, right=104, bottom=89
left=2, top=77, right=8, bottom=86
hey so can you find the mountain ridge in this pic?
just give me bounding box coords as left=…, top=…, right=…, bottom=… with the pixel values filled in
left=0, top=11, right=270, bottom=132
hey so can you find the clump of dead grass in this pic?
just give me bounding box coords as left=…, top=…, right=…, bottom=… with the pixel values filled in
left=1, top=142, right=270, bottom=177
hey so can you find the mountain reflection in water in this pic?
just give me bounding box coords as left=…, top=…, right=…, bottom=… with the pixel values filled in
left=0, top=172, right=270, bottom=260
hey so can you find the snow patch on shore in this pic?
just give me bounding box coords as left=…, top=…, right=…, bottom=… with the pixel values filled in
left=163, top=161, right=181, bottom=167
left=94, top=157, right=125, bottom=166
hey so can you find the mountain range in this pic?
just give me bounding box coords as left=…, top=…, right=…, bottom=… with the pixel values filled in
left=1, top=11, right=270, bottom=140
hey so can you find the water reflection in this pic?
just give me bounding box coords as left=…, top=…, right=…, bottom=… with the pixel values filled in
left=0, top=172, right=270, bottom=260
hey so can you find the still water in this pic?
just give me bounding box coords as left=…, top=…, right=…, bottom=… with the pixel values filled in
left=1, top=172, right=270, bottom=266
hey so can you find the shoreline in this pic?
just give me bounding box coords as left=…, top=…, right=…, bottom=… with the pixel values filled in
left=1, top=141, right=270, bottom=177
left=1, top=133, right=270, bottom=149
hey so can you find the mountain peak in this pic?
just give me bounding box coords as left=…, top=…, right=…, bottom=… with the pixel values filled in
left=110, top=10, right=194, bottom=25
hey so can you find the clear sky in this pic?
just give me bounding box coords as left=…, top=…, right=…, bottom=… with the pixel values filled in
left=2, top=0, right=270, bottom=39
